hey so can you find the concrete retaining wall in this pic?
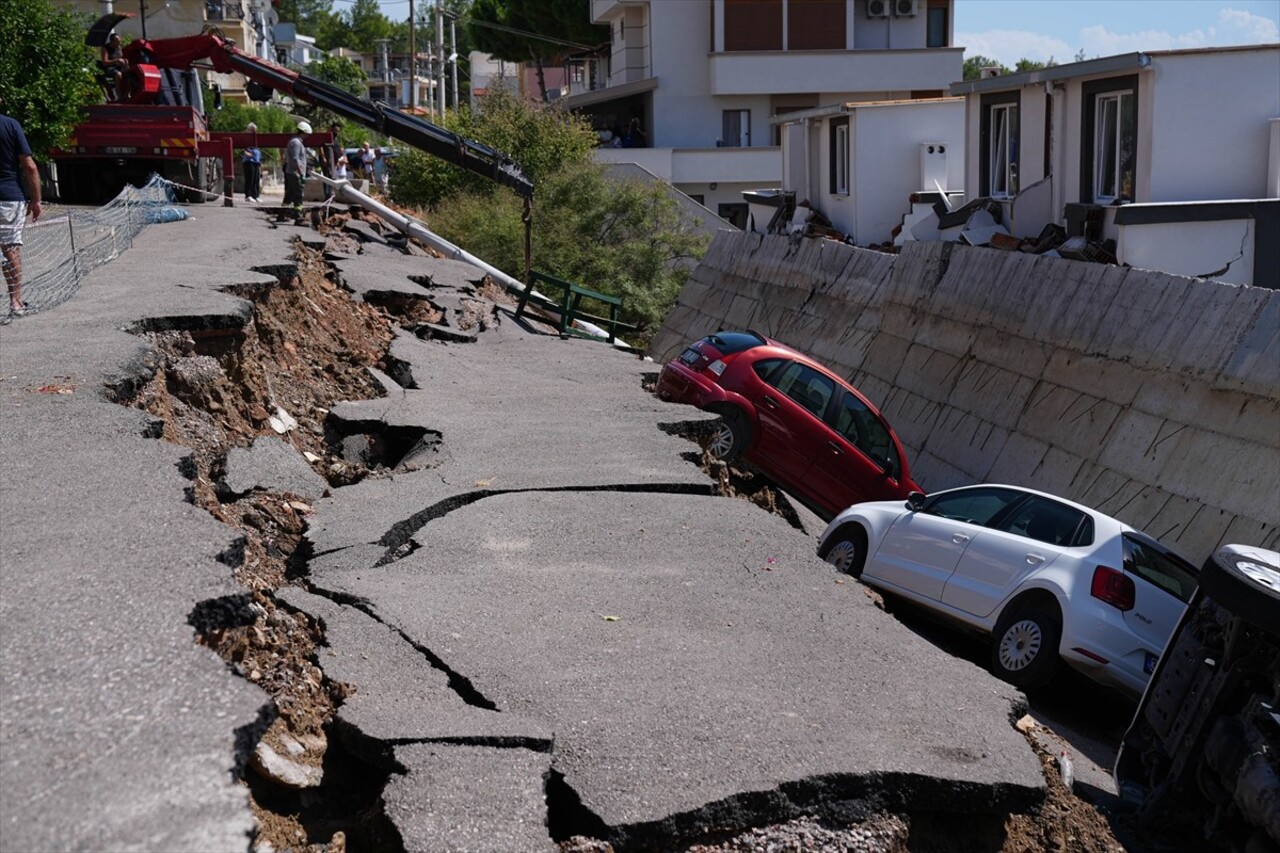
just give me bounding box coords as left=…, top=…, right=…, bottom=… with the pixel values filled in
left=651, top=233, right=1280, bottom=563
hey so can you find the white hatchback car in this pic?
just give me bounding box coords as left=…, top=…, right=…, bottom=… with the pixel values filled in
left=817, top=485, right=1199, bottom=696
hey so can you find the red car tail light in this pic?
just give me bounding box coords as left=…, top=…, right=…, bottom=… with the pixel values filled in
left=1091, top=566, right=1135, bottom=611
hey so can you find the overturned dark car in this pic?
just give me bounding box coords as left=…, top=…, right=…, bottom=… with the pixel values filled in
left=1114, top=543, right=1280, bottom=850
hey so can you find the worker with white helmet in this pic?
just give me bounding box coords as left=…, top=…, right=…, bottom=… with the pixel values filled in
left=284, top=121, right=311, bottom=221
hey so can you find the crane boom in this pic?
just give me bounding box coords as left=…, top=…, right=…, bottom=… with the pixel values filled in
left=128, top=32, right=534, bottom=199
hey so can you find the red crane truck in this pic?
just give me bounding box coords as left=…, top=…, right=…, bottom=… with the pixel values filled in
left=53, top=21, right=533, bottom=208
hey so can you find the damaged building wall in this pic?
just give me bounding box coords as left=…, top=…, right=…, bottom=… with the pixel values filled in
left=650, top=232, right=1280, bottom=564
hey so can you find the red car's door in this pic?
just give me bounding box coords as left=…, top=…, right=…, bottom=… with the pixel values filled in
left=750, top=361, right=838, bottom=495
left=800, top=388, right=905, bottom=511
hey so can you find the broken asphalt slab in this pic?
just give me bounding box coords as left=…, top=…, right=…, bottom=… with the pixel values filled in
left=0, top=205, right=301, bottom=851
left=303, top=490, right=1044, bottom=849
left=221, top=434, right=329, bottom=501
left=305, top=325, right=715, bottom=556
left=294, top=313, right=1045, bottom=847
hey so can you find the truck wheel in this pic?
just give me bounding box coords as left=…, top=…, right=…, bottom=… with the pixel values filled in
left=991, top=604, right=1061, bottom=690
left=1199, top=545, right=1280, bottom=636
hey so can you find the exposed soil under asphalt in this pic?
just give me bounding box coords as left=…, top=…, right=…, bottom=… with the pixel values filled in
left=119, top=207, right=1131, bottom=852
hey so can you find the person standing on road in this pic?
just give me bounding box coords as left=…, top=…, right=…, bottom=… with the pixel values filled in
left=284, top=121, right=310, bottom=222
left=0, top=113, right=42, bottom=318
left=320, top=122, right=342, bottom=201
left=241, top=141, right=261, bottom=203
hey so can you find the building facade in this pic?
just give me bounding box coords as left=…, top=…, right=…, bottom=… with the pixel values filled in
left=565, top=0, right=962, bottom=224
left=950, top=45, right=1280, bottom=287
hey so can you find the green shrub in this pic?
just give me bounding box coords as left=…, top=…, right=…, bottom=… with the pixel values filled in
left=427, top=165, right=709, bottom=340
left=389, top=89, right=598, bottom=208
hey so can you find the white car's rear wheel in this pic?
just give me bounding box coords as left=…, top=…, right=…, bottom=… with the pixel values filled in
left=991, top=605, right=1061, bottom=690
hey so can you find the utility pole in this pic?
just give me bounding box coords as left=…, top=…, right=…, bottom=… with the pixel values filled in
left=436, top=0, right=446, bottom=117
left=449, top=13, right=458, bottom=112
left=408, top=0, right=415, bottom=112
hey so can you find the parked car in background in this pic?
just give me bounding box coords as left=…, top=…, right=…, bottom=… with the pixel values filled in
left=656, top=330, right=921, bottom=517
left=817, top=484, right=1200, bottom=696
left=1115, top=544, right=1280, bottom=850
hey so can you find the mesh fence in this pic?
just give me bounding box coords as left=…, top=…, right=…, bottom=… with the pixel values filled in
left=3, top=175, right=182, bottom=323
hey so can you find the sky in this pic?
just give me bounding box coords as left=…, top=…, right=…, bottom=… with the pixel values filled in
left=355, top=0, right=1280, bottom=69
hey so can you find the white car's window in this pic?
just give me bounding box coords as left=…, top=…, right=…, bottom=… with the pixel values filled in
left=1123, top=535, right=1199, bottom=603
left=923, top=487, right=1022, bottom=526
left=768, top=362, right=835, bottom=418
left=995, top=497, right=1089, bottom=547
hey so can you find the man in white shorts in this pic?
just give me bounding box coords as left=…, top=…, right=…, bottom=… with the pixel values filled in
left=0, top=113, right=42, bottom=316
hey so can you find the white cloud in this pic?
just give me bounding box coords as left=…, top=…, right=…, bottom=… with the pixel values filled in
left=954, top=29, right=1074, bottom=68
left=1077, top=8, right=1277, bottom=58
left=1217, top=7, right=1280, bottom=43
left=961, top=6, right=1278, bottom=68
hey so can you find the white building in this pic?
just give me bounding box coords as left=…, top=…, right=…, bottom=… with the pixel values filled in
left=949, top=44, right=1280, bottom=287
left=764, top=96, right=964, bottom=244
left=274, top=23, right=319, bottom=67
left=563, top=0, right=963, bottom=228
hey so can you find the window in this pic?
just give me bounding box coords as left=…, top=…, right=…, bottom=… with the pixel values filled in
left=995, top=497, right=1089, bottom=547
left=767, top=362, right=836, bottom=418
left=721, top=110, right=750, bottom=148
left=1081, top=75, right=1139, bottom=205
left=923, top=487, right=1023, bottom=526
left=833, top=392, right=898, bottom=476
left=751, top=358, right=785, bottom=381
left=985, top=100, right=1019, bottom=198
left=724, top=0, right=783, bottom=51
left=829, top=117, right=849, bottom=195
left=717, top=203, right=748, bottom=229
left=789, top=0, right=845, bottom=50
left=1123, top=535, right=1198, bottom=603
left=1093, top=90, right=1136, bottom=203
left=926, top=0, right=949, bottom=47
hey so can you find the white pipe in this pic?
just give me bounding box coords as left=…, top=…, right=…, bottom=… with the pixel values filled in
left=314, top=176, right=620, bottom=343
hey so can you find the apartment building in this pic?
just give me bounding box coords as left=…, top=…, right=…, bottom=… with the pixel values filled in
left=950, top=44, right=1280, bottom=286
left=563, top=0, right=962, bottom=226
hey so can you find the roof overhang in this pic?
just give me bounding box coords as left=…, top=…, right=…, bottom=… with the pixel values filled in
left=769, top=96, right=963, bottom=126
left=949, top=52, right=1152, bottom=96
left=559, top=77, right=658, bottom=110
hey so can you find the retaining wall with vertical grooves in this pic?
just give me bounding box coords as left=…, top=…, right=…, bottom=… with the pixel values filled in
left=650, top=232, right=1280, bottom=564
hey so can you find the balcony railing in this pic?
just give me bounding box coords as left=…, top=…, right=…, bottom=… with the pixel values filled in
left=205, top=1, right=247, bottom=22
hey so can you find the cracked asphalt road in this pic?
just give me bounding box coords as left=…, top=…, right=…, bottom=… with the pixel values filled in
left=0, top=204, right=1046, bottom=852
left=298, top=306, right=1046, bottom=847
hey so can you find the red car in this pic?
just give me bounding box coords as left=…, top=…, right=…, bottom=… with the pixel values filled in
left=656, top=330, right=922, bottom=517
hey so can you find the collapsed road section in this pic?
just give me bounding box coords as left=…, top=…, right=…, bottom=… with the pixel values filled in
left=1, top=201, right=1095, bottom=852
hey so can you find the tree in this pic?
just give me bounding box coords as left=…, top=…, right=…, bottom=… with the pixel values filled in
left=467, top=0, right=608, bottom=101
left=278, top=0, right=346, bottom=52
left=388, top=89, right=706, bottom=340
left=294, top=53, right=368, bottom=132
left=0, top=0, right=99, bottom=159
left=962, top=54, right=1009, bottom=80
left=962, top=55, right=1058, bottom=80
left=389, top=88, right=598, bottom=207
left=345, top=0, right=396, bottom=55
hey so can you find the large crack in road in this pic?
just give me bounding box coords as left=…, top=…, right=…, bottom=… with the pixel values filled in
left=87, top=209, right=1123, bottom=853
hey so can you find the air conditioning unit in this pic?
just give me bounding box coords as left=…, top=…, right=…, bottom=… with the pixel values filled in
left=893, top=0, right=918, bottom=16
left=867, top=0, right=891, bottom=18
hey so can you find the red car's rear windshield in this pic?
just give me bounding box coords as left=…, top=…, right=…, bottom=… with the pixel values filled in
left=702, top=331, right=767, bottom=355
